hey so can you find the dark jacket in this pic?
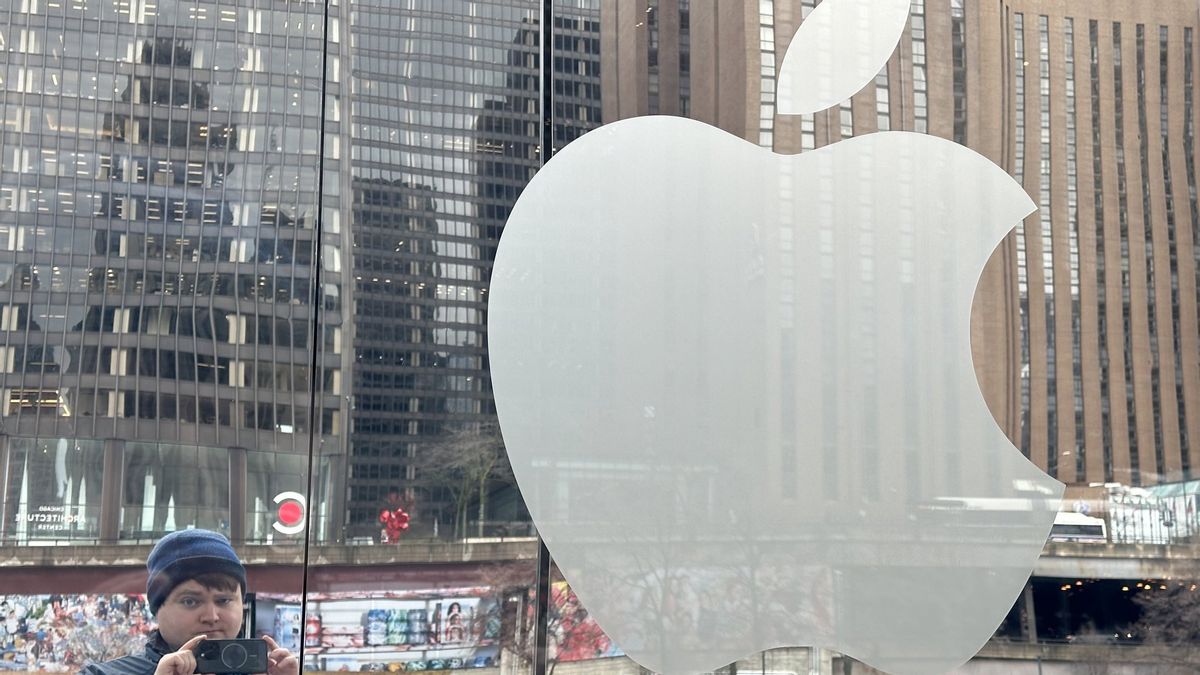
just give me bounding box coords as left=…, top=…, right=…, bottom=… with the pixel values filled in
left=80, top=631, right=171, bottom=675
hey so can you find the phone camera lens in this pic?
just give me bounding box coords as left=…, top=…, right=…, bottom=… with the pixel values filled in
left=222, top=643, right=248, bottom=670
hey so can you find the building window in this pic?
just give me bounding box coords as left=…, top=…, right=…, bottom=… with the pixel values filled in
left=910, top=0, right=928, bottom=133
left=951, top=0, right=967, bottom=143
left=1, top=438, right=104, bottom=542
left=1114, top=22, right=1141, bottom=484
left=1014, top=12, right=1031, bottom=457
left=1039, top=15, right=1059, bottom=475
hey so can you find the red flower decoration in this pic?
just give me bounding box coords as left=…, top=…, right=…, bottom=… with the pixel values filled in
left=379, top=507, right=411, bottom=543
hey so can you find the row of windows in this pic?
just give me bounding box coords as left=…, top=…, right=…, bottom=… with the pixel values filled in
left=351, top=126, right=533, bottom=165
left=1064, top=18, right=1085, bottom=479
left=95, top=232, right=316, bottom=266
left=0, top=345, right=323, bottom=392
left=0, top=62, right=326, bottom=109
left=349, top=35, right=532, bottom=66
left=950, top=0, right=967, bottom=143
left=348, top=9, right=536, bottom=36
left=1089, top=19, right=1116, bottom=480
left=4, top=113, right=323, bottom=159
left=350, top=416, right=489, bottom=439
left=1177, top=27, right=1195, bottom=476
left=352, top=324, right=481, bottom=348
left=0, top=265, right=318, bottom=304
left=0, top=304, right=315, bottom=348
left=356, top=370, right=484, bottom=392
left=349, top=83, right=498, bottom=113
left=8, top=195, right=329, bottom=228
left=1134, top=25, right=1167, bottom=479
left=1013, top=12, right=1031, bottom=456
left=354, top=296, right=482, bottom=324
left=15, top=1, right=328, bottom=38
left=3, top=45, right=324, bottom=88
left=910, top=0, right=929, bottom=133
left=3, top=386, right=335, bottom=435
left=1037, top=15, right=1059, bottom=473
left=0, top=188, right=316, bottom=227
left=354, top=392, right=488, bottom=414
left=2, top=151, right=314, bottom=197
left=353, top=274, right=484, bottom=299
left=354, top=347, right=483, bottom=370
left=1110, top=23, right=1142, bottom=482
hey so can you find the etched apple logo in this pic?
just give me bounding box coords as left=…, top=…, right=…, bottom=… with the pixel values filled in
left=487, top=1, right=1064, bottom=673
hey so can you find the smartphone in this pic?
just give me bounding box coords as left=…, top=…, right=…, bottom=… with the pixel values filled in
left=193, top=638, right=269, bottom=674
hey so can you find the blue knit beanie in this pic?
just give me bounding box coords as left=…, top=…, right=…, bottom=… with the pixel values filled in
left=146, top=529, right=247, bottom=614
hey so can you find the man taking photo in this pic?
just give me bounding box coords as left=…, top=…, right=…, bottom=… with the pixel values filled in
left=82, top=529, right=299, bottom=675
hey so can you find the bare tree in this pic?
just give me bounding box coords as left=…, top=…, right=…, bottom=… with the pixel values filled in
left=1128, top=580, right=1200, bottom=668
left=419, top=422, right=515, bottom=538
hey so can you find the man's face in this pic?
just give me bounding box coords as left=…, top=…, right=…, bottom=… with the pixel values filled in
left=156, top=579, right=244, bottom=650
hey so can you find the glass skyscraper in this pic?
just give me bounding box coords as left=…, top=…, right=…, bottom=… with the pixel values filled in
left=0, top=0, right=344, bottom=543
left=0, top=0, right=604, bottom=545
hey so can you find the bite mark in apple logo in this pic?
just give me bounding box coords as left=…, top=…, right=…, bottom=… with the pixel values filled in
left=487, top=1, right=1064, bottom=673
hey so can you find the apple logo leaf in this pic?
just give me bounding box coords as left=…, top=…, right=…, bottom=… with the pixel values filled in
left=777, top=0, right=913, bottom=115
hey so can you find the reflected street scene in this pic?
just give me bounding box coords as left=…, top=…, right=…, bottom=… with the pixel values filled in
left=0, top=0, right=1197, bottom=673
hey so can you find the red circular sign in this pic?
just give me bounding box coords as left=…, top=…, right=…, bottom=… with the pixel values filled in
left=278, top=501, right=304, bottom=526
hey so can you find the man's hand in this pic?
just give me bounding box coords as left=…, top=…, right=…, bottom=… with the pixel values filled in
left=154, top=635, right=205, bottom=675
left=262, top=635, right=299, bottom=675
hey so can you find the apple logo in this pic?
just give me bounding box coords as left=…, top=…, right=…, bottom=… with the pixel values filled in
left=487, top=1, right=1064, bottom=673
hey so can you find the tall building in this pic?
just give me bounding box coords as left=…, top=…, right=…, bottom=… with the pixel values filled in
left=964, top=0, right=1199, bottom=489
left=0, top=0, right=347, bottom=544
left=597, top=0, right=1200, bottom=492
left=0, top=0, right=609, bottom=546
left=339, top=0, right=602, bottom=537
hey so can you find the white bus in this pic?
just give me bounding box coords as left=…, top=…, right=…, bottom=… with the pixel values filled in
left=1048, top=512, right=1107, bottom=543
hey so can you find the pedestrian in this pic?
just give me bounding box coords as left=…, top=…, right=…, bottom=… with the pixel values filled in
left=80, top=529, right=298, bottom=675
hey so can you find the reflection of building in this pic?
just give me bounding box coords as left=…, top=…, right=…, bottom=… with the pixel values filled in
left=0, top=0, right=607, bottom=545
left=338, top=1, right=540, bottom=537
left=599, top=0, right=1200, bottom=493
left=341, top=2, right=602, bottom=538
left=0, top=1, right=346, bottom=543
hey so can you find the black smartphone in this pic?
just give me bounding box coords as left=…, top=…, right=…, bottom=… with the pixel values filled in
left=193, top=638, right=269, bottom=674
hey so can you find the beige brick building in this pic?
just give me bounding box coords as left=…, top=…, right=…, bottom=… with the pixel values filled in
left=598, top=0, right=1200, bottom=489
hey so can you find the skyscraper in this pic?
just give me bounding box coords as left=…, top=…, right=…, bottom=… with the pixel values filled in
left=339, top=0, right=602, bottom=537
left=0, top=0, right=346, bottom=543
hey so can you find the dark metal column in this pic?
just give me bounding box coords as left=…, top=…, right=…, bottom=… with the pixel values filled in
left=1021, top=580, right=1039, bottom=642
left=229, top=446, right=247, bottom=543
left=532, top=3, right=556, bottom=674
left=532, top=537, right=552, bottom=675
left=0, top=434, right=10, bottom=540
left=99, top=437, right=124, bottom=542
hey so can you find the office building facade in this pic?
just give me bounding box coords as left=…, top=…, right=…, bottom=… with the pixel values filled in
left=598, top=0, right=1200, bottom=491
left=0, top=0, right=347, bottom=544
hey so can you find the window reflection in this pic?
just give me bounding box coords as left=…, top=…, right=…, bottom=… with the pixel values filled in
left=0, top=0, right=1195, bottom=671
left=121, top=442, right=229, bottom=537
left=0, top=438, right=103, bottom=540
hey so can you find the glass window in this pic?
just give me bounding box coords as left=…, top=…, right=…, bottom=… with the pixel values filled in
left=120, top=443, right=230, bottom=537
left=245, top=451, right=308, bottom=543
left=0, top=438, right=104, bottom=542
